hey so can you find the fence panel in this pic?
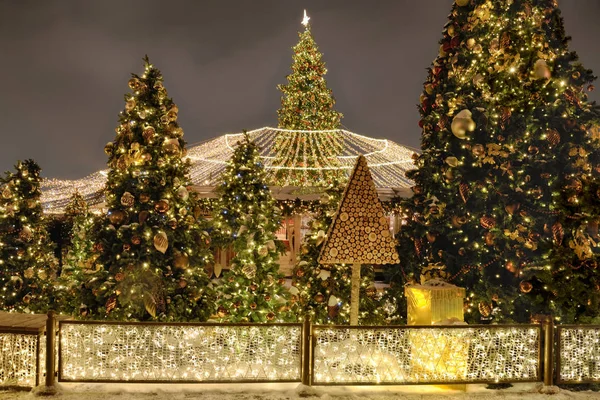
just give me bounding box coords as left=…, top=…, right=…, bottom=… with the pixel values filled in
left=557, top=325, right=600, bottom=384
left=58, top=321, right=302, bottom=383
left=311, top=324, right=541, bottom=385
left=0, top=331, right=43, bottom=387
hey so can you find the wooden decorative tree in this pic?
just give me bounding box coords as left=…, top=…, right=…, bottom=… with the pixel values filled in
left=319, top=155, right=399, bottom=324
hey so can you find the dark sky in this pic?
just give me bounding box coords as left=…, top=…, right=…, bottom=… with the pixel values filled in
left=1, top=0, right=599, bottom=180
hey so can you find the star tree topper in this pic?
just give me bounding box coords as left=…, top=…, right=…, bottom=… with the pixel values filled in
left=302, top=9, right=310, bottom=27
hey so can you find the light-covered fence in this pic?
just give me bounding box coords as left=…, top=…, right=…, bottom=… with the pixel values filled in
left=0, top=330, right=45, bottom=387
left=311, top=324, right=542, bottom=385
left=557, top=325, right=600, bottom=384
left=58, top=321, right=303, bottom=383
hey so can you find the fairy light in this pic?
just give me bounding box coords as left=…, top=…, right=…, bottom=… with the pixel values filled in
left=40, top=127, right=416, bottom=214
left=312, top=325, right=540, bottom=384
left=59, top=322, right=302, bottom=382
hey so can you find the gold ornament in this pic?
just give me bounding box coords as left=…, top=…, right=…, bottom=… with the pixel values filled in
left=519, top=281, right=533, bottom=294
left=456, top=0, right=470, bottom=6
left=445, top=156, right=459, bottom=167
left=24, top=268, right=35, bottom=279
left=546, top=129, right=560, bottom=146
left=163, top=138, right=181, bottom=155
left=138, top=210, right=149, bottom=225
left=314, top=294, right=325, bottom=303
left=125, top=98, right=136, bottom=112
left=104, top=142, right=114, bottom=155
left=155, top=199, right=170, bottom=213
left=478, top=301, right=492, bottom=318
left=480, top=215, right=496, bottom=229
left=173, top=252, right=189, bottom=269
left=108, top=209, right=126, bottom=225
left=131, top=235, right=141, bottom=245
left=472, top=144, right=485, bottom=157
left=105, top=295, right=117, bottom=314
left=451, top=109, right=476, bottom=139
left=121, top=192, right=135, bottom=207
left=143, top=126, right=155, bottom=143
left=258, top=245, right=268, bottom=257
left=552, top=222, right=564, bottom=245
left=533, top=59, right=551, bottom=80
left=242, top=262, right=257, bottom=279
left=153, top=231, right=169, bottom=254
left=139, top=193, right=150, bottom=203
left=19, top=226, right=33, bottom=242
left=177, top=186, right=189, bottom=201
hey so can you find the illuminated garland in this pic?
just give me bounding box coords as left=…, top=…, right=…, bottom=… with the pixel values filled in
left=41, top=127, right=417, bottom=214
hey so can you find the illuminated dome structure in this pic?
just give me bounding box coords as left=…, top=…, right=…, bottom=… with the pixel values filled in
left=41, top=127, right=417, bottom=214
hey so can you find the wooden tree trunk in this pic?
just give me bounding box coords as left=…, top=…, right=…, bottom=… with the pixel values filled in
left=350, top=263, right=361, bottom=325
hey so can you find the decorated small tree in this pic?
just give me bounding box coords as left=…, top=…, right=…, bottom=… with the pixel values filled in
left=273, top=10, right=345, bottom=187
left=0, top=160, right=58, bottom=312
left=57, top=192, right=96, bottom=315
left=397, top=0, right=600, bottom=324
left=213, top=133, right=292, bottom=322
left=319, top=155, right=399, bottom=325
left=79, top=57, right=215, bottom=321
left=291, top=180, right=386, bottom=325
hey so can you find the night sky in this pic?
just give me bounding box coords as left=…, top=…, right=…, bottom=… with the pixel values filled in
left=1, top=0, right=599, bottom=180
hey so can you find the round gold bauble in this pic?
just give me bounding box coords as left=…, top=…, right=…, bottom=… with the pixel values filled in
left=139, top=193, right=150, bottom=203
left=108, top=209, right=126, bottom=225
left=314, top=294, right=325, bottom=303
left=456, top=0, right=470, bottom=6
left=451, top=109, right=476, bottom=139
left=173, top=253, right=189, bottom=269
left=519, top=281, right=533, bottom=293
left=121, top=192, right=135, bottom=207
left=155, top=199, right=170, bottom=213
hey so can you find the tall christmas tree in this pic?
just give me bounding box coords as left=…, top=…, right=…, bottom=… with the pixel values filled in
left=399, top=0, right=600, bottom=324
left=77, top=57, right=215, bottom=321
left=273, top=10, right=345, bottom=187
left=213, top=133, right=292, bottom=323
left=0, top=160, right=58, bottom=312
left=291, top=180, right=385, bottom=325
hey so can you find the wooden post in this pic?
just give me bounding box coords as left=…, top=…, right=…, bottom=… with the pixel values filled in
left=543, top=317, right=554, bottom=387
left=293, top=213, right=302, bottom=262
left=45, top=311, right=56, bottom=388
left=302, top=315, right=311, bottom=386
left=350, top=263, right=361, bottom=325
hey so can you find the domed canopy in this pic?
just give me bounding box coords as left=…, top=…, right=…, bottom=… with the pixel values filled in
left=41, top=127, right=417, bottom=213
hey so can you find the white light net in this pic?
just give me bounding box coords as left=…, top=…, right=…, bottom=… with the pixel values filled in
left=59, top=322, right=302, bottom=382
left=558, top=327, right=600, bottom=383
left=0, top=333, right=40, bottom=387
left=312, top=326, right=540, bottom=384
left=41, top=127, right=417, bottom=213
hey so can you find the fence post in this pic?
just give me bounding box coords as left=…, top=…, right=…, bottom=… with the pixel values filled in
left=302, top=315, right=311, bottom=386
left=538, top=317, right=560, bottom=394
left=45, top=311, right=56, bottom=388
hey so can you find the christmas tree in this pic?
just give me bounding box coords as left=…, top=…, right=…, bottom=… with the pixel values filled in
left=399, top=0, right=600, bottom=324
left=213, top=133, right=292, bottom=323
left=77, top=57, right=215, bottom=321
left=0, top=160, right=58, bottom=312
left=57, top=192, right=95, bottom=315
left=291, top=180, right=385, bottom=325
left=273, top=11, right=345, bottom=187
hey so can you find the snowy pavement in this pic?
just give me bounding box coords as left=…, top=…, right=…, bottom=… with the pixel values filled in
left=0, top=382, right=598, bottom=399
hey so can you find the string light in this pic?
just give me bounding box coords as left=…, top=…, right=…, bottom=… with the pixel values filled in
left=40, top=127, right=416, bottom=214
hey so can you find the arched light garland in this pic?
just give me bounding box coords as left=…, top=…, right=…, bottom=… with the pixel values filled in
left=40, top=127, right=418, bottom=213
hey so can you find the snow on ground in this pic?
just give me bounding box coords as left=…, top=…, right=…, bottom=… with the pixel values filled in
left=0, top=382, right=598, bottom=399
